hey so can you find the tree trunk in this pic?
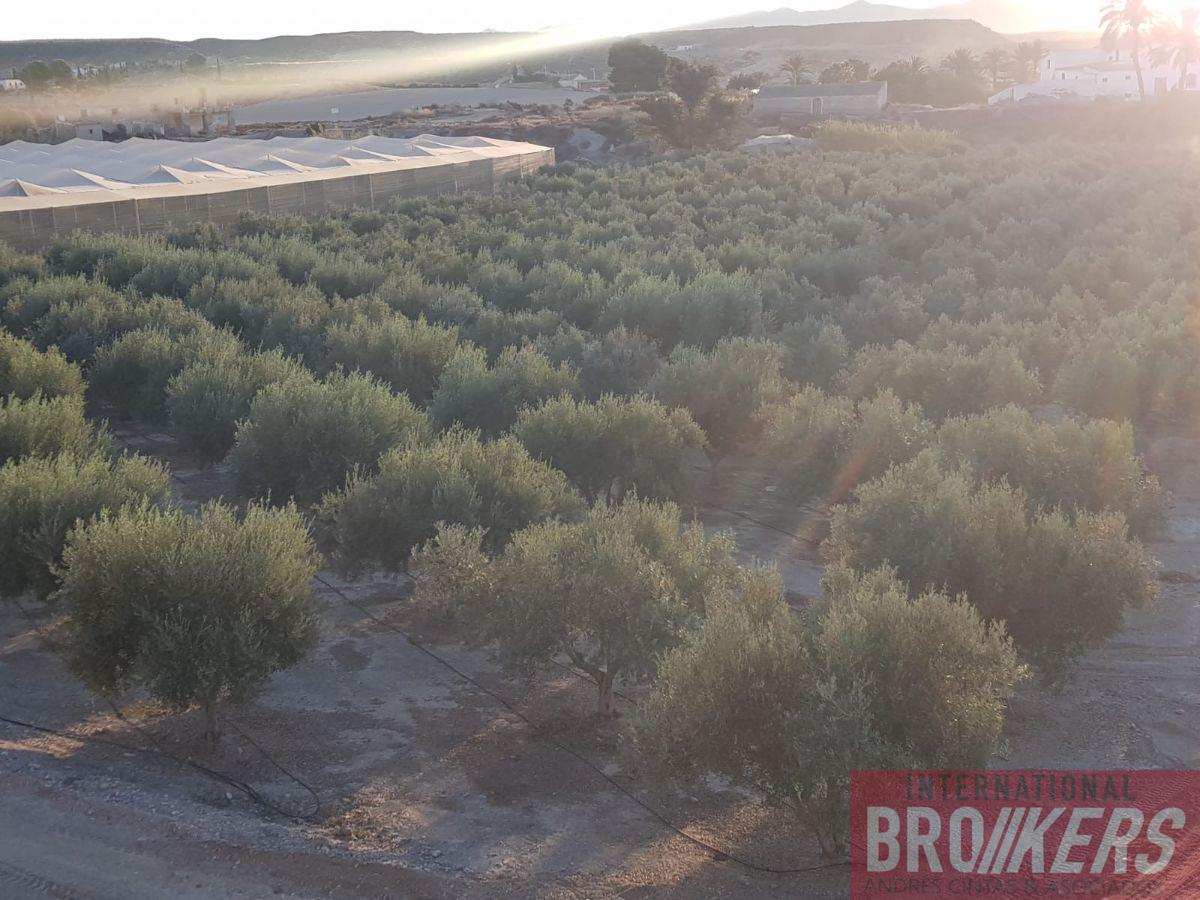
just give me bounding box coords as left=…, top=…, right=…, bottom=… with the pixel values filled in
left=201, top=698, right=221, bottom=744
left=597, top=670, right=618, bottom=717
left=1133, top=37, right=1146, bottom=102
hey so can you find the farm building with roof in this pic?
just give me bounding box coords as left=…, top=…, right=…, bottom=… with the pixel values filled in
left=753, top=81, right=888, bottom=119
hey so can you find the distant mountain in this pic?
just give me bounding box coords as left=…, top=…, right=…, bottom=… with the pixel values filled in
left=0, top=31, right=527, bottom=71
left=645, top=18, right=1007, bottom=71
left=0, top=17, right=1010, bottom=80
left=687, top=1, right=1040, bottom=34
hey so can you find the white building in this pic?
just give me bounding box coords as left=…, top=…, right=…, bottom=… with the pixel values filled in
left=557, top=74, right=608, bottom=91
left=990, top=48, right=1199, bottom=104
left=0, top=79, right=27, bottom=92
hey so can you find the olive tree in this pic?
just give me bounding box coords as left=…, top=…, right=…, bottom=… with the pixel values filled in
left=88, top=326, right=242, bottom=422
left=319, top=429, right=582, bottom=574
left=407, top=523, right=494, bottom=620
left=167, top=350, right=311, bottom=463
left=762, top=388, right=931, bottom=502
left=823, top=451, right=1159, bottom=674
left=0, top=394, right=99, bottom=465
left=632, top=566, right=1024, bottom=856
left=60, top=501, right=320, bottom=742
left=429, top=344, right=579, bottom=436
left=935, top=405, right=1164, bottom=538
left=651, top=338, right=790, bottom=467
left=448, top=499, right=738, bottom=715
left=323, top=315, right=460, bottom=406
left=760, top=387, right=855, bottom=500
left=0, top=452, right=169, bottom=600
left=0, top=330, right=84, bottom=400
left=515, top=394, right=705, bottom=503
left=229, top=370, right=429, bottom=504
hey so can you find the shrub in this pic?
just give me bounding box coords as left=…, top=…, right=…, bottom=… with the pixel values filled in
left=88, top=327, right=243, bottom=422
left=429, top=345, right=579, bottom=436
left=0, top=452, right=169, bottom=600
left=633, top=566, right=1022, bottom=856
left=323, top=316, right=460, bottom=405
left=600, top=275, right=685, bottom=349
left=3, top=276, right=207, bottom=362
left=837, top=277, right=931, bottom=348
left=319, top=428, right=582, bottom=574
left=60, top=501, right=319, bottom=741
left=936, top=405, right=1164, bottom=537
left=578, top=326, right=662, bottom=399
left=674, top=271, right=764, bottom=349
left=823, top=452, right=1158, bottom=673
left=842, top=390, right=932, bottom=488
left=459, top=308, right=565, bottom=359
left=47, top=233, right=156, bottom=287
left=408, top=523, right=493, bottom=619
left=0, top=395, right=98, bottom=465
left=842, top=342, right=1042, bottom=420
left=651, top=338, right=790, bottom=465
left=762, top=389, right=930, bottom=501
left=777, top=318, right=850, bottom=389
left=516, top=394, right=705, bottom=503
left=0, top=330, right=84, bottom=400
left=126, top=246, right=262, bottom=298
left=229, top=371, right=429, bottom=504
left=309, top=254, right=387, bottom=299
left=760, top=388, right=856, bottom=500
left=484, top=499, right=739, bottom=714
left=1054, top=336, right=1140, bottom=421
left=2, top=276, right=130, bottom=360
left=0, top=244, right=46, bottom=288
left=813, top=121, right=966, bottom=154
left=167, top=350, right=312, bottom=462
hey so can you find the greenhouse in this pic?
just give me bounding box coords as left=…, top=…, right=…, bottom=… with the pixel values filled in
left=0, top=134, right=553, bottom=248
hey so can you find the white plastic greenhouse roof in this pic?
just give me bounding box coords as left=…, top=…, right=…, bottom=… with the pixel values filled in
left=0, top=134, right=546, bottom=201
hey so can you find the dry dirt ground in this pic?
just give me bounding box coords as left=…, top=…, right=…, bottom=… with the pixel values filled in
left=2, top=429, right=1199, bottom=898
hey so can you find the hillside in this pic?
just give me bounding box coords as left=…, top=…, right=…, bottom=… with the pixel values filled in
left=0, top=30, right=526, bottom=70
left=0, top=38, right=198, bottom=69
left=0, top=18, right=1008, bottom=88
left=643, top=18, right=1008, bottom=73
left=687, top=1, right=1039, bottom=34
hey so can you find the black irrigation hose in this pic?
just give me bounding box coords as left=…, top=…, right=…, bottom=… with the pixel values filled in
left=688, top=462, right=826, bottom=547
left=6, top=600, right=321, bottom=824
left=0, top=709, right=318, bottom=824
left=315, top=573, right=849, bottom=877
left=222, top=717, right=322, bottom=820
left=4, top=568, right=841, bottom=872
left=104, top=698, right=322, bottom=822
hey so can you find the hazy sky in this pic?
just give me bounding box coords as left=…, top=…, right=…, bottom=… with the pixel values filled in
left=1, top=0, right=1174, bottom=42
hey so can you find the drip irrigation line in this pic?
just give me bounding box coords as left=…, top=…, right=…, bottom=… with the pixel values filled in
left=315, top=573, right=849, bottom=876
left=0, top=709, right=317, bottom=823
left=5, top=600, right=321, bottom=823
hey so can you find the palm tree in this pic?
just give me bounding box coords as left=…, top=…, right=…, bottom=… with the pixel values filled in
left=905, top=56, right=930, bottom=76
left=1151, top=8, right=1200, bottom=92
left=1012, top=40, right=1047, bottom=83
left=941, top=48, right=981, bottom=84
left=1101, top=0, right=1157, bottom=101
left=981, top=47, right=1010, bottom=91
left=781, top=54, right=812, bottom=86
